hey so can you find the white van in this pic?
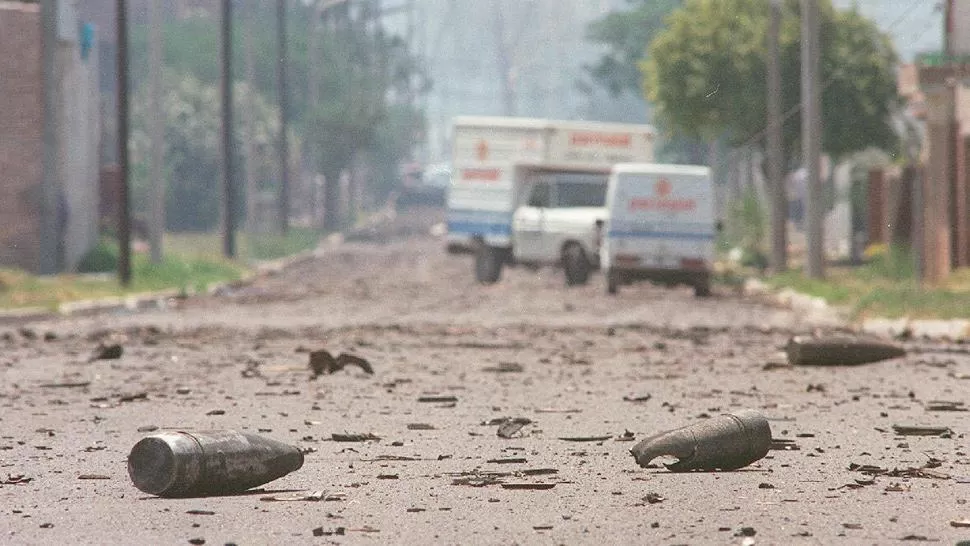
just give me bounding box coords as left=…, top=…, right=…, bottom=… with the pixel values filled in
left=600, top=163, right=717, bottom=297
left=445, top=116, right=655, bottom=285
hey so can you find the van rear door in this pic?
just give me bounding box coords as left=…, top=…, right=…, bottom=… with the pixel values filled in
left=605, top=165, right=714, bottom=271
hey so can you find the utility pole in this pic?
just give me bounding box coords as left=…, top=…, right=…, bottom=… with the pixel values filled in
left=277, top=0, right=290, bottom=234
left=221, top=0, right=237, bottom=258
left=801, top=0, right=824, bottom=279
left=117, top=0, right=132, bottom=285
left=40, top=0, right=60, bottom=275
left=148, top=0, right=164, bottom=263
left=767, top=0, right=786, bottom=273
left=243, top=0, right=258, bottom=235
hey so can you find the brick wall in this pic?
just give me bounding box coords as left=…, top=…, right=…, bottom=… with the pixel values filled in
left=0, top=2, right=42, bottom=273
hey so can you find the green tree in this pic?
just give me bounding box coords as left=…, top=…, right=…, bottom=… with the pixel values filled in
left=583, top=0, right=682, bottom=97
left=642, top=0, right=899, bottom=161
left=129, top=74, right=282, bottom=232
left=127, top=4, right=428, bottom=232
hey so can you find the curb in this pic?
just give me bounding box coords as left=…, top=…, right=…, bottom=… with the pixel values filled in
left=744, top=278, right=970, bottom=341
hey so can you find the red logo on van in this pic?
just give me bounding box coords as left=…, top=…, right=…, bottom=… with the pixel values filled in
left=628, top=178, right=696, bottom=212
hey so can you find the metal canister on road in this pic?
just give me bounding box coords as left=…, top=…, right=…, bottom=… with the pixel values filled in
left=127, top=430, right=304, bottom=497
left=630, top=410, right=771, bottom=471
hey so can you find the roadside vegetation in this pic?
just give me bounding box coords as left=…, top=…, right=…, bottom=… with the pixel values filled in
left=0, top=229, right=321, bottom=312
left=762, top=245, right=970, bottom=320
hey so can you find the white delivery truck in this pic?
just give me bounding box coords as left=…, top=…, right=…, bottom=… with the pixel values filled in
left=445, top=116, right=655, bottom=285
left=600, top=163, right=717, bottom=297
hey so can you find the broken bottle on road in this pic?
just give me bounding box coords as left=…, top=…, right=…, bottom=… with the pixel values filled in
left=127, top=430, right=304, bottom=497
left=630, top=410, right=771, bottom=471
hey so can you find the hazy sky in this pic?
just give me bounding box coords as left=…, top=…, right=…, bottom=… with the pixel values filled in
left=831, top=0, right=943, bottom=61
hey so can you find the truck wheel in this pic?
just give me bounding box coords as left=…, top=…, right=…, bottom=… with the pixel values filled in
left=475, top=245, right=503, bottom=285
left=693, top=277, right=712, bottom=298
left=563, top=244, right=591, bottom=286
left=606, top=268, right=619, bottom=295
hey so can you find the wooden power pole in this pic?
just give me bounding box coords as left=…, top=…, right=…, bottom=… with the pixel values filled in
left=40, top=0, right=60, bottom=275
left=277, top=0, right=290, bottom=234
left=767, top=0, right=786, bottom=273
left=221, top=0, right=237, bottom=258
left=801, top=0, right=824, bottom=279
left=148, top=0, right=165, bottom=263
left=117, top=0, right=132, bottom=285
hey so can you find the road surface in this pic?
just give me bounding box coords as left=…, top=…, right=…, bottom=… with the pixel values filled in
left=2, top=213, right=968, bottom=545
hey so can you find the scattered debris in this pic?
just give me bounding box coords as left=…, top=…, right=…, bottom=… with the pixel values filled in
left=735, top=527, right=757, bottom=537
left=496, top=417, right=533, bottom=439
left=951, top=520, right=970, bottom=528
left=925, top=400, right=968, bottom=412
left=622, top=394, right=652, bottom=403
left=78, top=474, right=110, bottom=480
left=519, top=468, right=558, bottom=476
left=2, top=474, right=31, bottom=485
left=630, top=410, right=771, bottom=471
left=91, top=343, right=124, bottom=361
left=771, top=438, right=802, bottom=454
left=785, top=335, right=905, bottom=366
left=501, top=483, right=556, bottom=490
left=487, top=457, right=527, bottom=464
left=309, top=349, right=374, bottom=377
left=406, top=423, right=435, bottom=430
left=332, top=433, right=381, bottom=442
left=377, top=474, right=399, bottom=480
left=558, top=435, right=613, bottom=443
left=481, top=362, right=524, bottom=373
left=312, top=526, right=345, bottom=537
left=891, top=425, right=953, bottom=437
left=260, top=491, right=344, bottom=502
left=39, top=381, right=91, bottom=389
left=643, top=492, right=665, bottom=504
left=127, top=430, right=304, bottom=497
left=205, top=409, right=225, bottom=416
left=417, top=395, right=458, bottom=403
left=186, top=510, right=216, bottom=515
left=848, top=462, right=950, bottom=480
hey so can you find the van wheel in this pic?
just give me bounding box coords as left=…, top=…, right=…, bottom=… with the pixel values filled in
left=606, top=269, right=619, bottom=295
left=563, top=244, right=591, bottom=286
left=475, top=245, right=503, bottom=284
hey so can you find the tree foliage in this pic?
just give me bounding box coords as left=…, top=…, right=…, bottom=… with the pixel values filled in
left=584, top=0, right=682, bottom=97
left=129, top=74, right=282, bottom=231
left=127, top=2, right=428, bottom=231
left=643, top=0, right=899, bottom=160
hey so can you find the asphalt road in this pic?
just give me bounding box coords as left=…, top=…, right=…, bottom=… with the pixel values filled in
left=2, top=213, right=969, bottom=545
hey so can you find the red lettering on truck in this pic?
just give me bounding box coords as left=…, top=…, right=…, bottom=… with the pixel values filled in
left=569, top=132, right=632, bottom=148
left=462, top=168, right=501, bottom=181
